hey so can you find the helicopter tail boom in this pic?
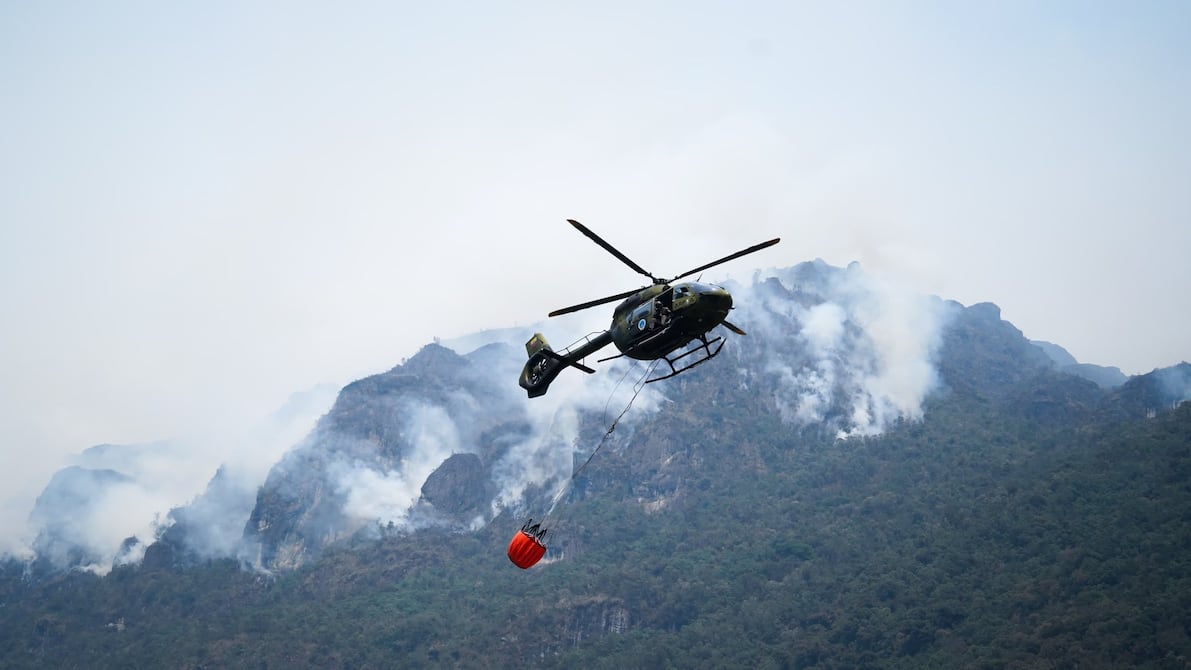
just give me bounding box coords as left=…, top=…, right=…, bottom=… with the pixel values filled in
left=519, top=331, right=612, bottom=398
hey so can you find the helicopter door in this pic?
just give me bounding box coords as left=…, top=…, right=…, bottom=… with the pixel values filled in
left=629, top=303, right=654, bottom=334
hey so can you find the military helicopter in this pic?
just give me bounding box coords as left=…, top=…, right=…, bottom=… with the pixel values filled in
left=519, top=219, right=780, bottom=398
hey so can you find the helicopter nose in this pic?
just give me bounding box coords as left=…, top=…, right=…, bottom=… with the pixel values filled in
left=699, top=286, right=733, bottom=313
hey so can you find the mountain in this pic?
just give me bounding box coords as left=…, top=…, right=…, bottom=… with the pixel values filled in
left=171, top=261, right=1186, bottom=574
left=1032, top=339, right=1129, bottom=388
left=22, top=261, right=1184, bottom=575
left=3, top=260, right=1189, bottom=668
left=232, top=260, right=956, bottom=571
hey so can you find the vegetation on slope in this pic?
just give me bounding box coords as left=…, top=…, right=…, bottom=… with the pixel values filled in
left=2, top=389, right=1189, bottom=669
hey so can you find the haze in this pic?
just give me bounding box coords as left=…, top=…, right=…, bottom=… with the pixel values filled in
left=2, top=3, right=1188, bottom=554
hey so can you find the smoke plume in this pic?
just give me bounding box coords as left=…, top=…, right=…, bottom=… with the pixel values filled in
left=14, top=386, right=335, bottom=573
left=728, top=260, right=950, bottom=438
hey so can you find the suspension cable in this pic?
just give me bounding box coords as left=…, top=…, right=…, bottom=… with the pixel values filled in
left=542, top=360, right=659, bottom=518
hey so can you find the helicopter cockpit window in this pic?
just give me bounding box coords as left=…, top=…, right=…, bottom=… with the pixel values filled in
left=673, top=285, right=696, bottom=310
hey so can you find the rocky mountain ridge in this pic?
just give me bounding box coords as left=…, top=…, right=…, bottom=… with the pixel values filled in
left=15, top=260, right=1190, bottom=574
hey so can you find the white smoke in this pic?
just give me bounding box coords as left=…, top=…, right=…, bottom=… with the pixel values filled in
left=334, top=401, right=464, bottom=528
left=28, top=468, right=170, bottom=575
left=734, top=260, right=949, bottom=438
left=774, top=302, right=847, bottom=425
left=488, top=400, right=577, bottom=512
left=1154, top=363, right=1191, bottom=407
left=14, top=386, right=335, bottom=571
left=490, top=356, right=662, bottom=513
left=841, top=270, right=947, bottom=435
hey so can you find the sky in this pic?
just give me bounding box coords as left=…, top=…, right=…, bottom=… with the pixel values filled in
left=2, top=2, right=1189, bottom=551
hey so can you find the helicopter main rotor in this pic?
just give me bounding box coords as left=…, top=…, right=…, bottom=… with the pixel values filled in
left=548, top=219, right=780, bottom=318
left=567, top=219, right=659, bottom=284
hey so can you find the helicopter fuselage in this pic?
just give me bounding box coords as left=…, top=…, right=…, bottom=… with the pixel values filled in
left=608, top=282, right=733, bottom=360
left=516, top=281, right=735, bottom=398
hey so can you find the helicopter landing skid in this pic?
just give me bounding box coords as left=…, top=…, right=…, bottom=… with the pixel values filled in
left=646, top=333, right=724, bottom=384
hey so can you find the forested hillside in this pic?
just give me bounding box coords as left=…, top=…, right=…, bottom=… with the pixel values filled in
left=2, top=387, right=1188, bottom=668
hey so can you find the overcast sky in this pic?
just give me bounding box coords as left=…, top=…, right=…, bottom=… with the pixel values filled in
left=2, top=2, right=1189, bottom=539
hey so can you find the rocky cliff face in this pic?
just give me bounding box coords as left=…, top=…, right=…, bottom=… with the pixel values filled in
left=936, top=301, right=1054, bottom=399
left=419, top=453, right=494, bottom=515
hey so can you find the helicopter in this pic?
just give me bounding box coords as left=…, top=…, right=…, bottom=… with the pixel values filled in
left=518, top=219, right=780, bottom=398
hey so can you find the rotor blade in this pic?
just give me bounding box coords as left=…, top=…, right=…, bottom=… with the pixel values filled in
left=668, top=237, right=781, bottom=283
left=567, top=219, right=656, bottom=281
left=548, top=287, right=643, bottom=317
left=722, top=320, right=747, bottom=336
